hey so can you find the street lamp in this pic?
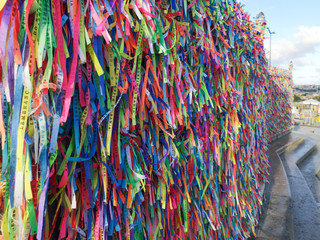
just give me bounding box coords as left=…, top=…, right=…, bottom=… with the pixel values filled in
left=267, top=27, right=275, bottom=67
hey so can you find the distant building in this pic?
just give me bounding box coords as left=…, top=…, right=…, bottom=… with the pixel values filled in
left=293, top=99, right=320, bottom=126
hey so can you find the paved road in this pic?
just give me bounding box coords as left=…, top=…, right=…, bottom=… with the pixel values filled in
left=256, top=126, right=320, bottom=240
left=293, top=124, right=320, bottom=140
left=255, top=132, right=299, bottom=239
left=284, top=125, right=320, bottom=240
left=280, top=137, right=320, bottom=240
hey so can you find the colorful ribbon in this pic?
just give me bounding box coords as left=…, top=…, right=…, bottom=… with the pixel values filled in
left=0, top=0, right=271, bottom=239
left=265, top=65, right=293, bottom=142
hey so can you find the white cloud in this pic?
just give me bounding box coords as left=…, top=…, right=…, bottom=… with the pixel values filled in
left=294, top=26, right=320, bottom=45
left=265, top=26, right=320, bottom=85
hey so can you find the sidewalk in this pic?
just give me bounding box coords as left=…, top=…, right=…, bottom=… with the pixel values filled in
left=256, top=126, right=320, bottom=240
left=256, top=133, right=300, bottom=239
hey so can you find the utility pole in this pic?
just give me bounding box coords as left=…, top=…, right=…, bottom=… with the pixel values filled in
left=267, top=27, right=275, bottom=67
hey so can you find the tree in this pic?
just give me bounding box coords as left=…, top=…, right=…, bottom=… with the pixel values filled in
left=312, top=96, right=320, bottom=102
left=293, top=94, right=304, bottom=102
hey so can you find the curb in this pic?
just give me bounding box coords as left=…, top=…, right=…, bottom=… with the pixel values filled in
left=276, top=135, right=304, bottom=155
left=295, top=143, right=318, bottom=166
left=256, top=133, right=303, bottom=240
left=257, top=133, right=319, bottom=240
left=279, top=138, right=320, bottom=239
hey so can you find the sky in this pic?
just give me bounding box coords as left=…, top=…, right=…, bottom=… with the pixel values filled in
left=238, top=0, right=320, bottom=85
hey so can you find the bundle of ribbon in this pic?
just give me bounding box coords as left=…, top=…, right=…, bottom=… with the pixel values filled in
left=0, top=0, right=269, bottom=239
left=265, top=66, right=293, bottom=142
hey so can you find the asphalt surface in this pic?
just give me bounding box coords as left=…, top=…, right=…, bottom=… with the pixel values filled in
left=280, top=136, right=320, bottom=240
left=293, top=124, right=320, bottom=141
left=256, top=125, right=320, bottom=240
left=256, top=132, right=298, bottom=239
left=299, top=149, right=320, bottom=203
